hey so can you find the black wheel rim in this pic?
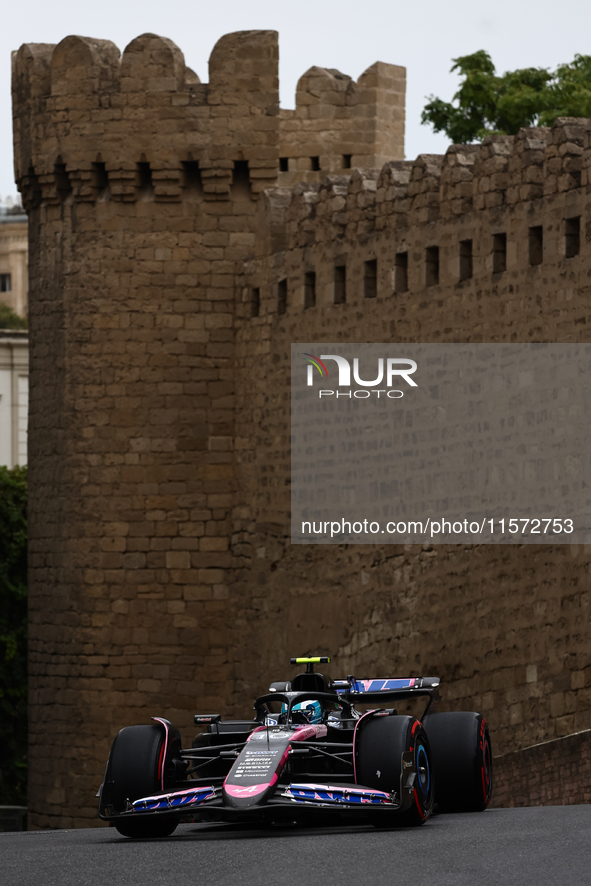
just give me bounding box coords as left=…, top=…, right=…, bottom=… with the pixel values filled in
left=415, top=739, right=433, bottom=815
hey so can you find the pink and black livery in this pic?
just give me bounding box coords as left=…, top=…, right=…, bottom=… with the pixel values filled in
left=98, top=656, right=492, bottom=838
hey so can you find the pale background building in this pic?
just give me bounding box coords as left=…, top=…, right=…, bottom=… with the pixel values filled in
left=0, top=200, right=28, bottom=318
left=0, top=329, right=28, bottom=467
left=0, top=200, right=28, bottom=468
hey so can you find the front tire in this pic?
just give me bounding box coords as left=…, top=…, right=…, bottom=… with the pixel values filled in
left=108, top=724, right=178, bottom=838
left=423, top=712, right=492, bottom=812
left=356, top=715, right=434, bottom=827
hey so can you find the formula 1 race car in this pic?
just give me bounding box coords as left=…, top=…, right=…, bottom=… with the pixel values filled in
left=97, top=657, right=492, bottom=837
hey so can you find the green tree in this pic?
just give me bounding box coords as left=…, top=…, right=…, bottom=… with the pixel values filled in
left=0, top=465, right=28, bottom=805
left=0, top=302, right=27, bottom=330
left=421, top=51, right=591, bottom=144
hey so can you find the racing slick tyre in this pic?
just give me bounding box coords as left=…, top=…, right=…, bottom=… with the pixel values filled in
left=356, top=715, right=434, bottom=827
left=422, top=712, right=492, bottom=812
left=108, top=724, right=178, bottom=838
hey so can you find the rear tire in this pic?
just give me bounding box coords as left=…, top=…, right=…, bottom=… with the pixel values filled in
left=108, top=724, right=178, bottom=838
left=356, top=715, right=434, bottom=827
left=423, top=712, right=492, bottom=812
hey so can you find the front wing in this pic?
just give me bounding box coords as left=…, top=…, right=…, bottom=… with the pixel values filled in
left=108, top=779, right=409, bottom=824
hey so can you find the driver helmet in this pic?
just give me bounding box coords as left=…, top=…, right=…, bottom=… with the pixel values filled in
left=290, top=699, right=323, bottom=724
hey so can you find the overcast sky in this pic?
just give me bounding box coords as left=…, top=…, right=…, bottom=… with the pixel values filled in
left=2, top=0, right=591, bottom=201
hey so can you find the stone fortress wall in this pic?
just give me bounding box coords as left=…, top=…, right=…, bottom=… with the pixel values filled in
left=12, top=30, right=591, bottom=828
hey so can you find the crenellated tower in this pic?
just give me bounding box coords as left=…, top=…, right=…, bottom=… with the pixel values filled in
left=12, top=30, right=407, bottom=828
left=278, top=62, right=405, bottom=183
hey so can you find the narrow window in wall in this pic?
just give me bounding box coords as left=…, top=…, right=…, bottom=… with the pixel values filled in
left=277, top=279, right=287, bottom=315
left=529, top=226, right=543, bottom=266
left=425, top=246, right=439, bottom=286
left=136, top=160, right=153, bottom=193
left=565, top=217, right=581, bottom=258
left=334, top=265, right=346, bottom=305
left=311, top=156, right=320, bottom=171
left=342, top=154, right=352, bottom=169
left=279, top=158, right=289, bottom=172
left=182, top=160, right=202, bottom=192
left=91, top=161, right=109, bottom=194
left=394, top=252, right=408, bottom=293
left=459, top=239, right=473, bottom=281
left=54, top=158, right=72, bottom=202
left=251, top=287, right=260, bottom=319
left=492, top=233, right=507, bottom=274
left=364, top=259, right=378, bottom=298
left=0, top=274, right=11, bottom=292
left=304, top=272, right=316, bottom=309
left=232, top=160, right=251, bottom=195
left=392, top=252, right=408, bottom=294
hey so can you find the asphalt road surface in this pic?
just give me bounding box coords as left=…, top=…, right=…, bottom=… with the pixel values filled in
left=2, top=806, right=590, bottom=886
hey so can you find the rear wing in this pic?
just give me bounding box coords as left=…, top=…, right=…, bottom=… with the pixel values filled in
left=334, top=676, right=441, bottom=707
